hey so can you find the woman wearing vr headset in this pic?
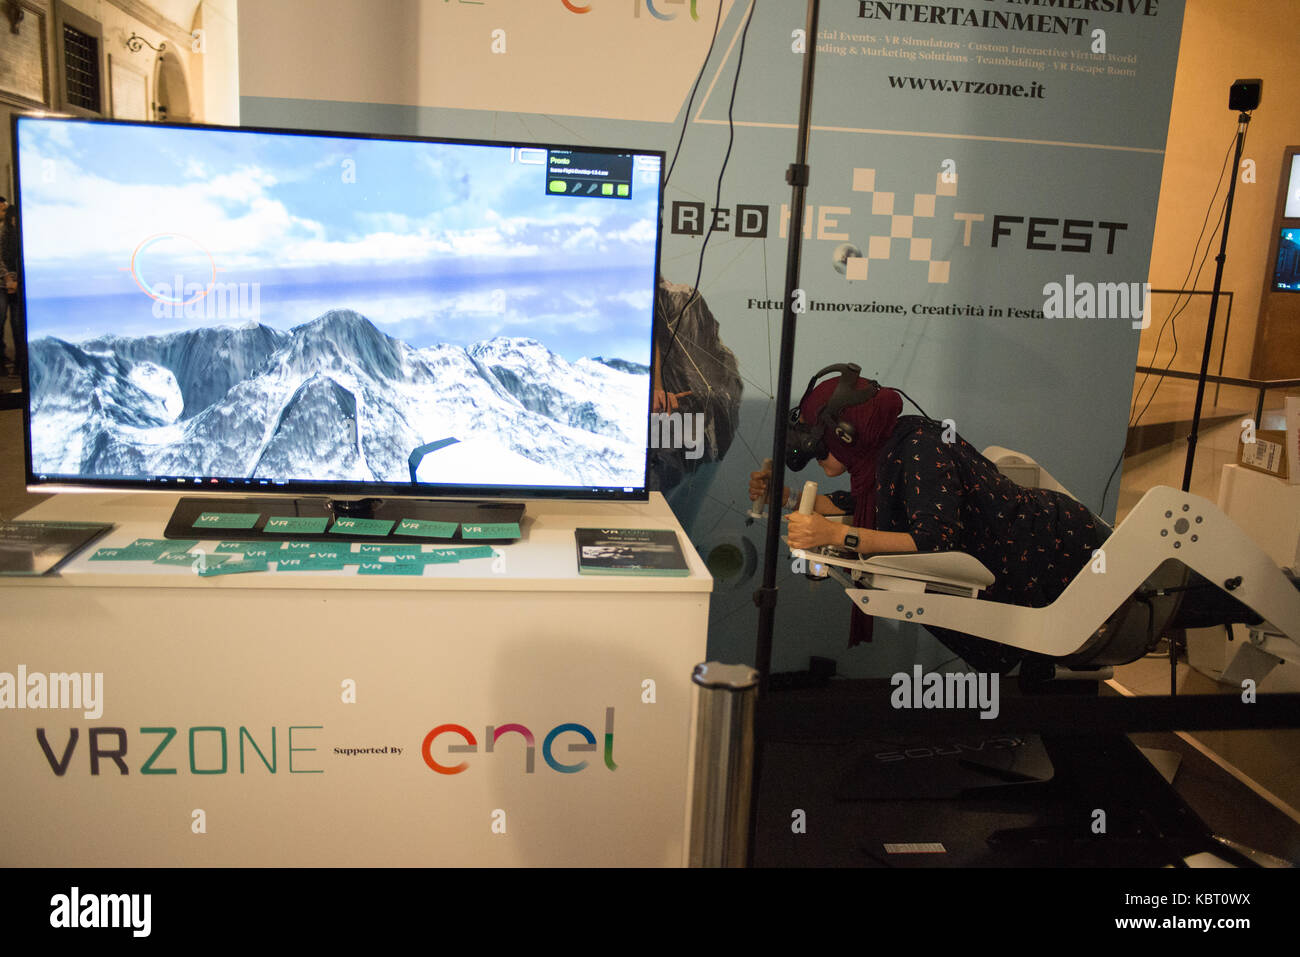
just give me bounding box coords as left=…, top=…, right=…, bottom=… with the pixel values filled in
left=748, top=364, right=1107, bottom=671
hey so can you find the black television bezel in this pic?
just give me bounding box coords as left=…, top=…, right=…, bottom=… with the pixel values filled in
left=11, top=112, right=665, bottom=503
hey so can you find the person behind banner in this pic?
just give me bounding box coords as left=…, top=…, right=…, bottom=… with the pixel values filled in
left=0, top=199, right=17, bottom=375
left=748, top=364, right=1107, bottom=672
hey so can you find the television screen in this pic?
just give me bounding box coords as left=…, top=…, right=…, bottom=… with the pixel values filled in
left=1273, top=227, right=1300, bottom=293
left=13, top=116, right=663, bottom=499
left=1286, top=153, right=1300, bottom=219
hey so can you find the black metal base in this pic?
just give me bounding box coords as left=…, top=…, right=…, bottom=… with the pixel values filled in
left=754, top=680, right=1299, bottom=867
left=164, top=495, right=524, bottom=544
left=834, top=732, right=1055, bottom=801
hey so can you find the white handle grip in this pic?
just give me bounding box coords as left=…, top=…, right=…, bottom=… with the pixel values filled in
left=798, top=481, right=818, bottom=516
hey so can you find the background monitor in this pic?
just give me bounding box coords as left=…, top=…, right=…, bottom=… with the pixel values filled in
left=1285, top=153, right=1300, bottom=219
left=13, top=116, right=664, bottom=500
left=1273, top=227, right=1300, bottom=292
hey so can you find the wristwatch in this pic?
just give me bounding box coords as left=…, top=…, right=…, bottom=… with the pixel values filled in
left=843, top=529, right=860, bottom=549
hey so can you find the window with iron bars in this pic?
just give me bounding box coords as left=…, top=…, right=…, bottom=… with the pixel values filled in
left=62, top=23, right=101, bottom=113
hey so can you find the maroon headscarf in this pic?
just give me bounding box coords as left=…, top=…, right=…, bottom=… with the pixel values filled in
left=799, top=376, right=902, bottom=645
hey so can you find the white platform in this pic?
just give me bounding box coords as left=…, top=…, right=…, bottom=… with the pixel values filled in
left=1216, top=464, right=1300, bottom=571
left=1185, top=465, right=1300, bottom=691
left=0, top=492, right=711, bottom=866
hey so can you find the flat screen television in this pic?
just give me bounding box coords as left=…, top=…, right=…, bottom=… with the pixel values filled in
left=11, top=115, right=664, bottom=507
left=1273, top=227, right=1300, bottom=293
left=1285, top=153, right=1300, bottom=219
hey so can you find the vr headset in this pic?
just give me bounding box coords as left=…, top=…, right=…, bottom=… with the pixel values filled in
left=786, top=363, right=881, bottom=471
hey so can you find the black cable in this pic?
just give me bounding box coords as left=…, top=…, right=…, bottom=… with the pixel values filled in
left=1102, top=148, right=1232, bottom=516
left=1127, top=131, right=1237, bottom=426
left=663, top=1, right=725, bottom=191
left=895, top=388, right=933, bottom=421
left=659, top=1, right=755, bottom=376
left=1097, top=123, right=1245, bottom=518
left=1105, top=174, right=1230, bottom=512
left=1101, top=142, right=1233, bottom=520
left=1128, top=127, right=1246, bottom=433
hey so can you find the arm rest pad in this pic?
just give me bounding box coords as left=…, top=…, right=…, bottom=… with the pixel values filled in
left=861, top=551, right=995, bottom=589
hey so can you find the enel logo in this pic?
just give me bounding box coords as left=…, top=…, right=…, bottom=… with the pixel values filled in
left=561, top=0, right=699, bottom=19
left=422, top=707, right=617, bottom=774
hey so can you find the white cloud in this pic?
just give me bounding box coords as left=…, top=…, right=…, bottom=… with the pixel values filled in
left=609, top=287, right=652, bottom=311
left=205, top=166, right=278, bottom=199
left=19, top=141, right=649, bottom=284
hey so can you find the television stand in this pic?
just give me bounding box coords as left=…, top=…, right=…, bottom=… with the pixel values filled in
left=163, top=495, right=525, bottom=544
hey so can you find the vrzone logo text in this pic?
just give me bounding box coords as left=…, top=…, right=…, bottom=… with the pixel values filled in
left=35, top=724, right=324, bottom=775
left=422, top=707, right=617, bottom=774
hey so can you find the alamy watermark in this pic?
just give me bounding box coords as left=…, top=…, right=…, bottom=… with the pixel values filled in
left=890, top=665, right=999, bottom=719
left=649, top=412, right=704, bottom=460
left=150, top=276, right=260, bottom=321
left=1042, top=274, right=1150, bottom=329
left=0, top=665, right=103, bottom=719
left=50, top=887, right=151, bottom=937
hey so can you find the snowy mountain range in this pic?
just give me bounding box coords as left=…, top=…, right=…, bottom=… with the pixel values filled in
left=28, top=309, right=651, bottom=489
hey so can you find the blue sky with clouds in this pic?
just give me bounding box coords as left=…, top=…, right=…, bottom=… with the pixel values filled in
left=15, top=117, right=661, bottom=361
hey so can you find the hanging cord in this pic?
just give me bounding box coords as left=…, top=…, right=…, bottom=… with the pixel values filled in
left=663, top=1, right=725, bottom=191
left=1098, top=122, right=1248, bottom=517
left=659, top=1, right=756, bottom=376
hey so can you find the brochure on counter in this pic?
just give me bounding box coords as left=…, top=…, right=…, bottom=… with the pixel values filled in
left=574, top=528, right=688, bottom=576
left=0, top=521, right=114, bottom=576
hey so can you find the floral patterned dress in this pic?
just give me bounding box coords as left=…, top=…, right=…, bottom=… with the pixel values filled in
left=872, top=416, right=1108, bottom=672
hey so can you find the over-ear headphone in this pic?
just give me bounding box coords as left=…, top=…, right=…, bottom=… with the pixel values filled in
left=785, top=363, right=881, bottom=471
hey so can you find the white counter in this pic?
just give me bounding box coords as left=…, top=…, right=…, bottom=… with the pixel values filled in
left=0, top=492, right=711, bottom=867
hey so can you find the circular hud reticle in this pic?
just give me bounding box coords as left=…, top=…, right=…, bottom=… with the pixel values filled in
left=128, top=232, right=218, bottom=306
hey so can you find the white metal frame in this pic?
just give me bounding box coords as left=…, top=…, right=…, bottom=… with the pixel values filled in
left=790, top=484, right=1300, bottom=666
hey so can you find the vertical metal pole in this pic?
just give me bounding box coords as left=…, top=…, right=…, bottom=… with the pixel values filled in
left=755, top=0, right=821, bottom=687
left=1212, top=293, right=1232, bottom=407
left=687, top=662, right=759, bottom=867
left=1182, top=114, right=1249, bottom=494
left=750, top=0, right=822, bottom=869
left=1177, top=112, right=1249, bottom=699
